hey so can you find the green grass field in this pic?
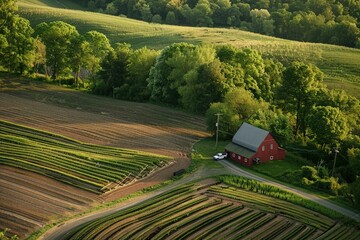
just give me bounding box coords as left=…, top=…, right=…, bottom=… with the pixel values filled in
left=0, top=120, right=171, bottom=193
left=18, top=0, right=360, bottom=98
left=59, top=179, right=358, bottom=240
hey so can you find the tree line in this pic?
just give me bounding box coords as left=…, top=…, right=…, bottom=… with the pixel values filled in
left=77, top=0, right=360, bottom=48
left=1, top=0, right=360, bottom=208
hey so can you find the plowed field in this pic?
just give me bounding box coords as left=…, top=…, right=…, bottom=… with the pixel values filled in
left=0, top=76, right=209, bottom=238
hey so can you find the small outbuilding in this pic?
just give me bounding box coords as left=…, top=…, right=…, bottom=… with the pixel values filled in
left=225, top=122, right=286, bottom=166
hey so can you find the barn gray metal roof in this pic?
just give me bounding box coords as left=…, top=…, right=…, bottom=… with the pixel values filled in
left=232, top=122, right=269, bottom=151
left=225, top=142, right=255, bottom=158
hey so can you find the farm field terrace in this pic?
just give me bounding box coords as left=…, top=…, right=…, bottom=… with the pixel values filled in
left=18, top=0, right=360, bottom=98
left=0, top=75, right=209, bottom=239
left=0, top=120, right=172, bottom=193
left=58, top=178, right=360, bottom=240
left=0, top=120, right=172, bottom=238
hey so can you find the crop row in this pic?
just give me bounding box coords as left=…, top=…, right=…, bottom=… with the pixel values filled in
left=217, top=175, right=344, bottom=221
left=0, top=120, right=171, bottom=193
left=208, top=184, right=333, bottom=231
left=60, top=181, right=360, bottom=240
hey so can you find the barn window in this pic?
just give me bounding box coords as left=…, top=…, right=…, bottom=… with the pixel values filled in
left=270, top=144, right=273, bottom=150
left=270, top=156, right=274, bottom=160
left=262, top=146, right=265, bottom=151
left=244, top=158, right=248, bottom=162
left=238, top=156, right=241, bottom=160
left=232, top=153, right=235, bottom=158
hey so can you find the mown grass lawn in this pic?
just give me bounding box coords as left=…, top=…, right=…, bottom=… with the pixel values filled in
left=250, top=152, right=311, bottom=178
left=191, top=138, right=229, bottom=169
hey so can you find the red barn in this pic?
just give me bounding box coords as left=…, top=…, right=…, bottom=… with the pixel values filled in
left=225, top=122, right=286, bottom=166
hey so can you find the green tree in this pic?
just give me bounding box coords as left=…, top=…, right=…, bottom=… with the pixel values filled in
left=105, top=2, right=117, bottom=15
left=318, top=88, right=360, bottom=132
left=152, top=14, right=162, bottom=23
left=206, top=102, right=240, bottom=139
left=97, top=43, right=132, bottom=96
left=235, top=48, right=266, bottom=98
left=348, top=148, right=360, bottom=177
left=261, top=59, right=284, bottom=103
left=33, top=38, right=46, bottom=74
left=224, top=87, right=268, bottom=121
left=181, top=0, right=213, bottom=26
left=211, top=0, right=231, bottom=26
left=272, top=8, right=291, bottom=38
left=250, top=8, right=274, bottom=35
left=278, top=61, right=324, bottom=137
left=147, top=43, right=215, bottom=105
left=165, top=11, right=178, bottom=24
left=206, top=87, right=267, bottom=139
left=35, top=21, right=79, bottom=80
left=0, top=0, right=18, bottom=32
left=308, top=106, right=349, bottom=147
left=125, top=47, right=159, bottom=101
left=1, top=16, right=35, bottom=74
left=0, top=34, right=8, bottom=61
left=83, top=30, right=112, bottom=74
left=248, top=108, right=293, bottom=144
left=329, top=21, right=360, bottom=47
left=69, top=35, right=92, bottom=87
left=179, top=59, right=228, bottom=113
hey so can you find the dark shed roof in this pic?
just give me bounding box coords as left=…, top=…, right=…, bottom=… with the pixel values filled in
left=225, top=142, right=255, bottom=158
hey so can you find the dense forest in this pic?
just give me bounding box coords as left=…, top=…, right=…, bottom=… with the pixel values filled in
left=1, top=0, right=360, bottom=208
left=76, top=0, right=360, bottom=48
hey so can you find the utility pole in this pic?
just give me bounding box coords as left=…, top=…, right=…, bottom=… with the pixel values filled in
left=215, top=113, right=222, bottom=149
left=331, top=148, right=339, bottom=177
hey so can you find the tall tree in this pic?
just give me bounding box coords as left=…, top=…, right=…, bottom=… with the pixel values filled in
left=125, top=47, right=159, bottom=101
left=235, top=48, right=265, bottom=98
left=250, top=8, right=274, bottom=35
left=69, top=35, right=92, bottom=87
left=2, top=16, right=35, bottom=74
left=97, top=43, right=132, bottom=96
left=83, top=30, right=112, bottom=74
left=35, top=21, right=79, bottom=80
left=308, top=106, right=349, bottom=147
left=147, top=43, right=215, bottom=105
left=33, top=37, right=46, bottom=74
left=179, top=59, right=227, bottom=113
left=278, top=61, right=324, bottom=137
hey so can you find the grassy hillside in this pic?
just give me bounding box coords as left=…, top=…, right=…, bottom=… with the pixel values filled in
left=18, top=0, right=360, bottom=98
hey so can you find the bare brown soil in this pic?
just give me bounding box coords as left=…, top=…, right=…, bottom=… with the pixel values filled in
left=0, top=76, right=209, bottom=238
left=0, top=166, right=98, bottom=239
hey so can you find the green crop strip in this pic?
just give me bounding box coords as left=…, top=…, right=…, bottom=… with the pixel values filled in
left=58, top=181, right=360, bottom=240
left=0, top=120, right=171, bottom=193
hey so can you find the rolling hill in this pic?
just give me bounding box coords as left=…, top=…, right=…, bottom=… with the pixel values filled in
left=18, top=0, right=360, bottom=98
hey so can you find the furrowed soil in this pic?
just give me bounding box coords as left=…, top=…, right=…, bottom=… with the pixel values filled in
left=0, top=75, right=209, bottom=238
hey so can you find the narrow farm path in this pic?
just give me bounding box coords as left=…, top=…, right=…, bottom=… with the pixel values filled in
left=42, top=161, right=360, bottom=239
